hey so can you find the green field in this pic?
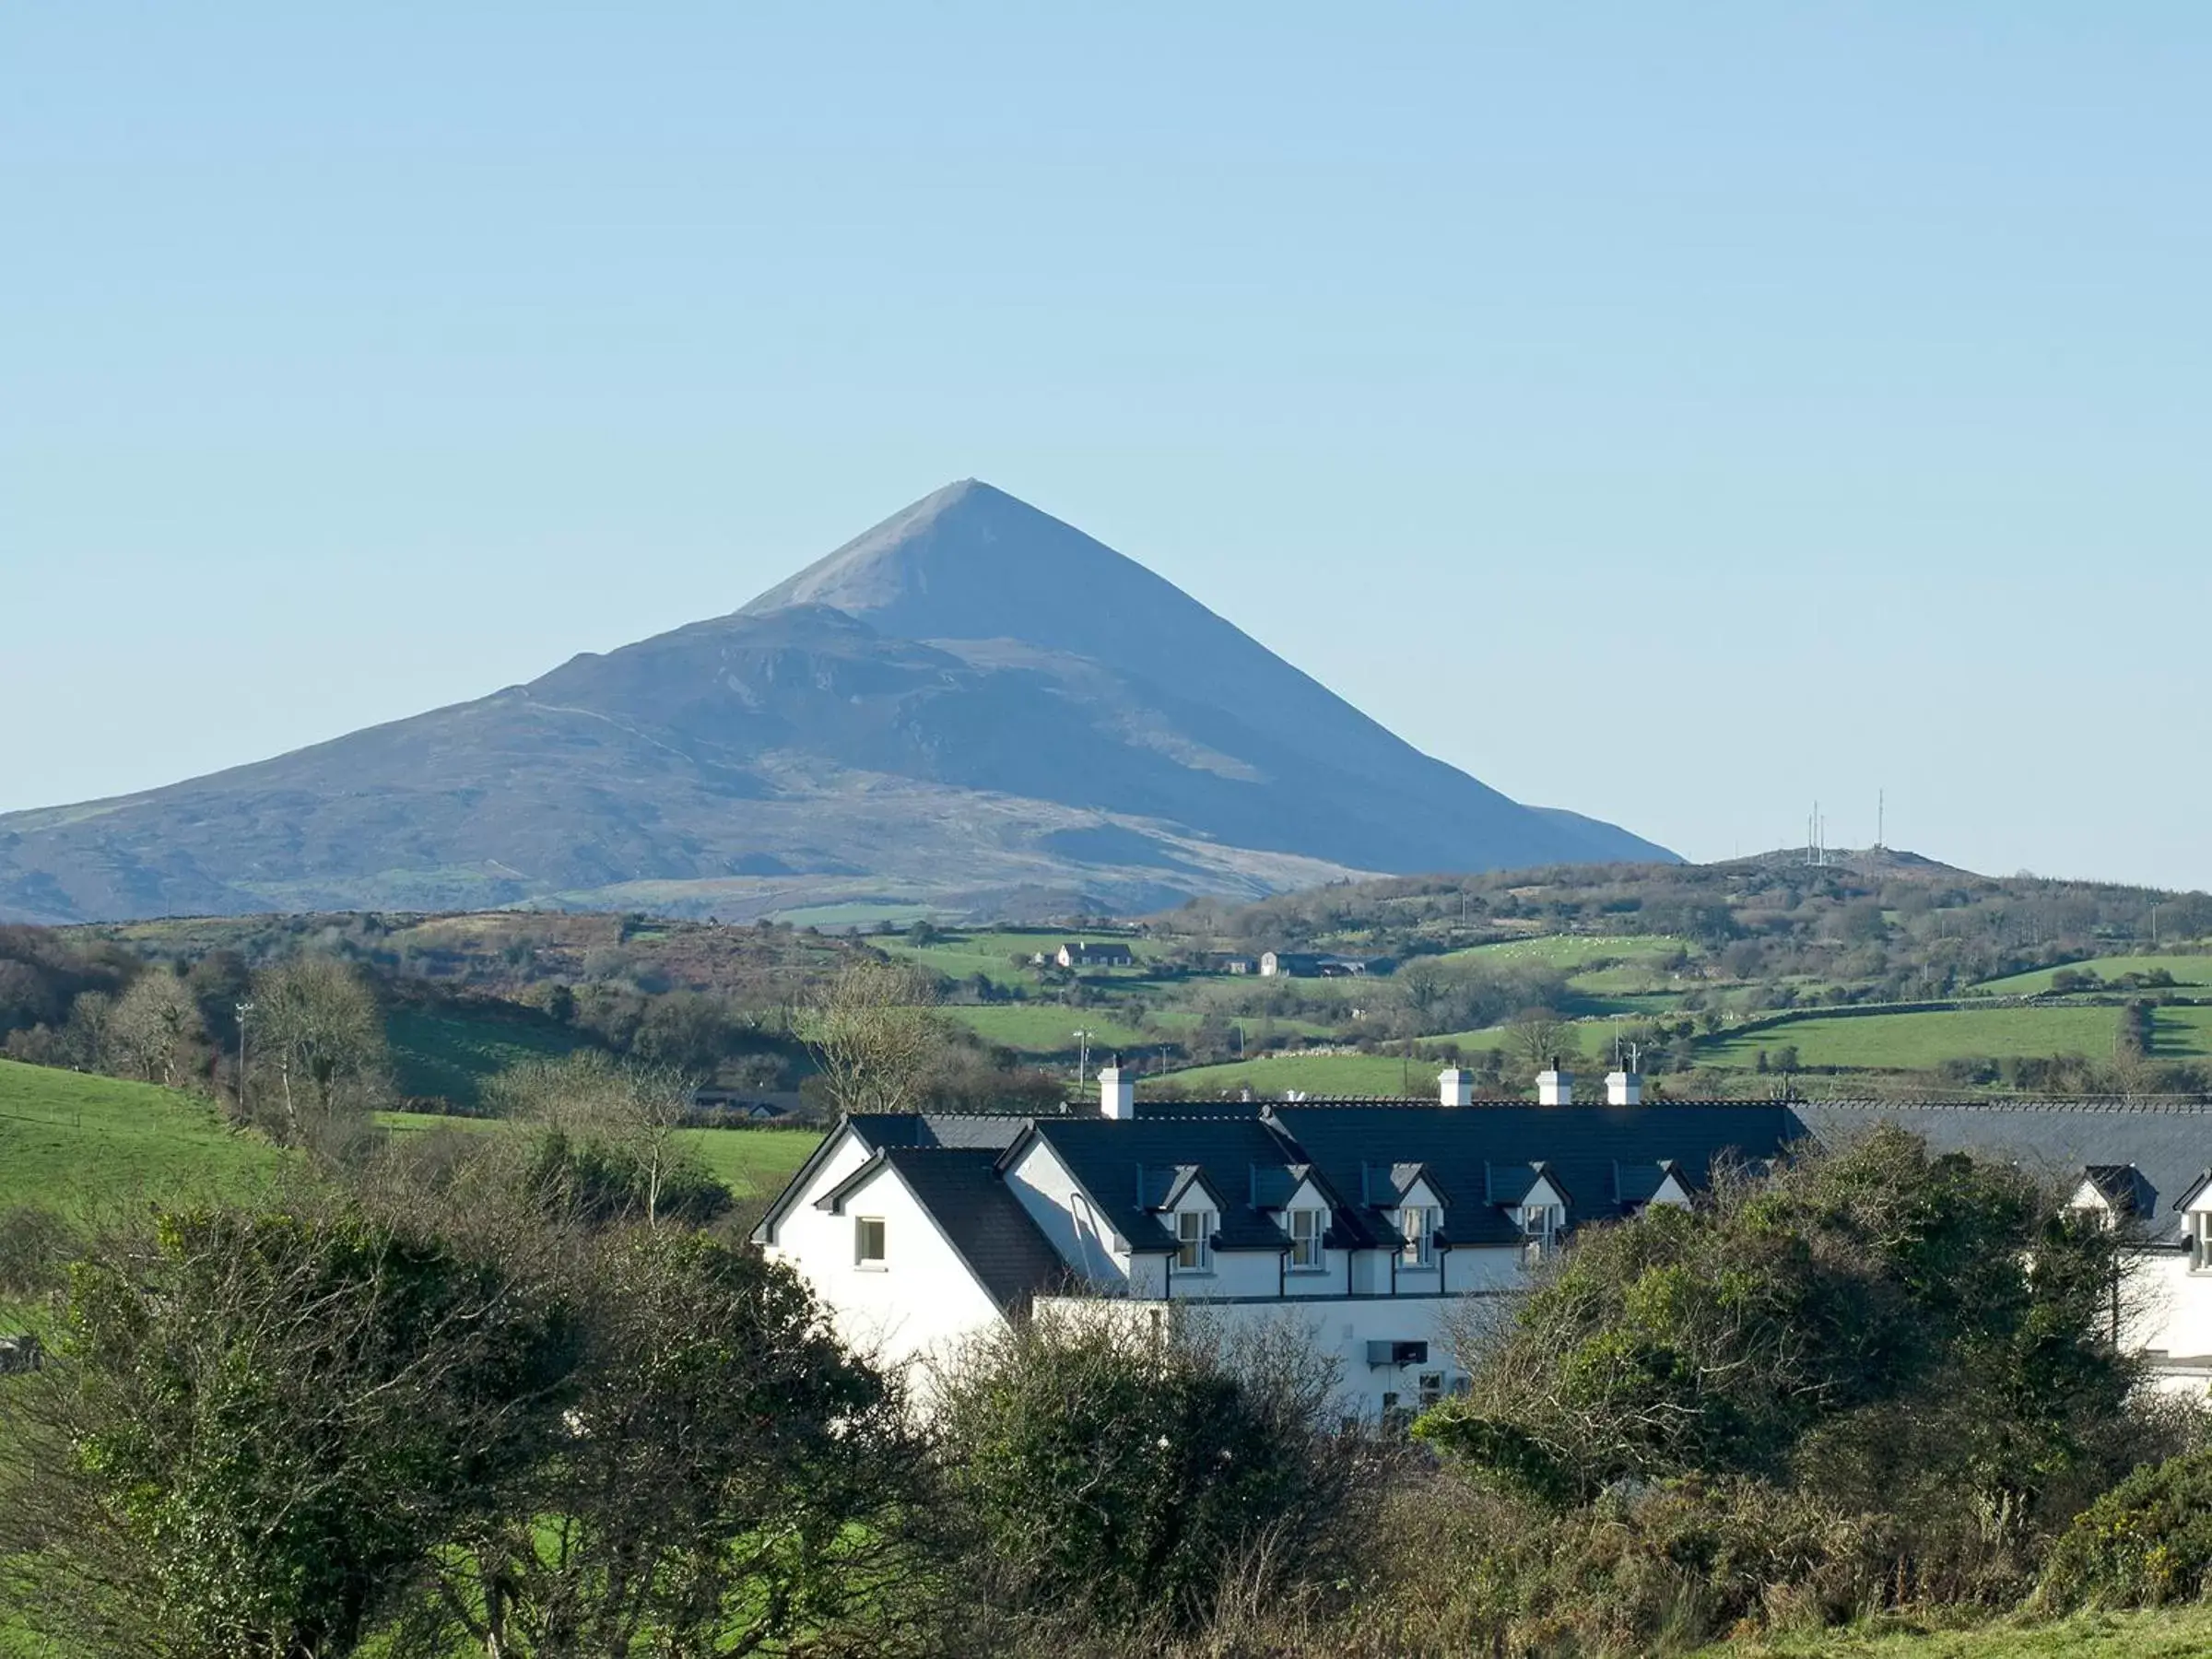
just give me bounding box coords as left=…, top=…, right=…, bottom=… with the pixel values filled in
left=1155, top=1052, right=1437, bottom=1099
left=885, top=928, right=1162, bottom=991
left=1441, top=933, right=1692, bottom=973
left=942, top=1003, right=1157, bottom=1057
left=1973, top=954, right=2212, bottom=996
left=1698, top=1005, right=2209, bottom=1072
left=1703, top=1604, right=2212, bottom=1656
left=375, top=1110, right=820, bottom=1207
left=385, top=1003, right=595, bottom=1105
left=0, top=1057, right=283, bottom=1216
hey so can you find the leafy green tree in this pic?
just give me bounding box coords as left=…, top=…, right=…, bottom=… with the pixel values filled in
left=425, top=1230, right=940, bottom=1656
left=0, top=1203, right=572, bottom=1658
left=1418, top=1126, right=2141, bottom=1537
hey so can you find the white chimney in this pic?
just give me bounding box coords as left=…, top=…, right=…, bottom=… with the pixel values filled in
left=1100, top=1065, right=1135, bottom=1120
left=1438, top=1067, right=1474, bottom=1108
left=1536, top=1066, right=1573, bottom=1107
left=1605, top=1069, right=1643, bottom=1107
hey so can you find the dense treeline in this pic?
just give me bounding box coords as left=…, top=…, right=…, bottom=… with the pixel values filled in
left=6, top=1111, right=2210, bottom=1655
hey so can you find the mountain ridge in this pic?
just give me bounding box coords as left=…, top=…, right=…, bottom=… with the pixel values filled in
left=0, top=481, right=1676, bottom=924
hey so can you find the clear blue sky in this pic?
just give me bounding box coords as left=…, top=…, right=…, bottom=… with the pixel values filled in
left=5, top=6, right=2207, bottom=890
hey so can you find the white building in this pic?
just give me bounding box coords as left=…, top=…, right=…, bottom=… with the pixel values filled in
left=755, top=1075, right=2212, bottom=1414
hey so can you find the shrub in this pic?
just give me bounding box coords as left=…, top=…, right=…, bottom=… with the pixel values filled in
left=0, top=1206, right=79, bottom=1298
left=934, top=1312, right=1360, bottom=1637
left=2040, top=1447, right=2212, bottom=1610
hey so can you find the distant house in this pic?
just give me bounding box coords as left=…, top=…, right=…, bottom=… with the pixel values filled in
left=1214, top=954, right=1260, bottom=976
left=1261, top=951, right=1374, bottom=979
left=1056, top=940, right=1135, bottom=971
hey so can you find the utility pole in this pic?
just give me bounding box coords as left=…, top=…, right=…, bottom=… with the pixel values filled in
left=1073, top=1030, right=1093, bottom=1084
left=234, top=998, right=254, bottom=1113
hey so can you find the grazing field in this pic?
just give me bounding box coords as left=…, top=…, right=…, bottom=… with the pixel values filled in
left=1441, top=933, right=1692, bottom=973
left=0, top=1057, right=283, bottom=1215
left=941, top=1003, right=1155, bottom=1056
left=884, top=928, right=1162, bottom=990
left=1702, top=1604, right=2212, bottom=1656
left=385, top=1002, right=595, bottom=1105
left=1700, top=1006, right=2145, bottom=1072
left=1153, top=1052, right=1437, bottom=1100
left=1972, top=954, right=2212, bottom=995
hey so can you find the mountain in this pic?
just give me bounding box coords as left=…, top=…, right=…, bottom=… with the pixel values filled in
left=0, top=481, right=1676, bottom=924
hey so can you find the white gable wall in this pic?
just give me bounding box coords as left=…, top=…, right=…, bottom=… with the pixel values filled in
left=770, top=1159, right=1006, bottom=1377
left=1003, top=1138, right=1127, bottom=1288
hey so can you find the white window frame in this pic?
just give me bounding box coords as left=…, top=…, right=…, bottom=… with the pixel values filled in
left=1418, top=1370, right=1446, bottom=1407
left=1176, top=1208, right=1214, bottom=1273
left=854, top=1215, right=887, bottom=1268
left=2191, top=1211, right=2212, bottom=1274
left=1288, top=1206, right=1326, bottom=1270
left=1397, top=1205, right=1438, bottom=1266
left=1519, top=1203, right=1564, bottom=1269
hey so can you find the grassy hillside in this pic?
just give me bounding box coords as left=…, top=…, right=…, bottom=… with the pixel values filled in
left=1704, top=1604, right=2212, bottom=1655
left=1700, top=1005, right=2212, bottom=1073
left=374, top=1109, right=820, bottom=1210
left=385, top=1001, right=595, bottom=1106
left=0, top=1057, right=282, bottom=1216
left=1972, top=954, right=2212, bottom=995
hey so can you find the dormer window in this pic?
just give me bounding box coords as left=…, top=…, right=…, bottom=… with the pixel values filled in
left=1288, top=1206, right=1326, bottom=1269
left=1518, top=1203, right=1564, bottom=1269
left=1397, top=1206, right=1439, bottom=1267
left=1176, top=1209, right=1214, bottom=1273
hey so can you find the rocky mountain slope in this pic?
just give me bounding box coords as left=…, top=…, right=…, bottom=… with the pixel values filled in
left=0, top=481, right=1674, bottom=923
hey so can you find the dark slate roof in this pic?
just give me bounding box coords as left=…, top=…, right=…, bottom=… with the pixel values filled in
left=1009, top=1116, right=1328, bottom=1254
left=876, top=1147, right=1071, bottom=1314
left=1788, top=1100, right=2212, bottom=1245
left=849, top=1112, right=1035, bottom=1152
left=1267, top=1103, right=1796, bottom=1248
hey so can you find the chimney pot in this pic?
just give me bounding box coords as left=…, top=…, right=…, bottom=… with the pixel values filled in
left=1605, top=1069, right=1643, bottom=1106
left=1438, top=1067, right=1474, bottom=1108
left=1099, top=1065, right=1135, bottom=1121
left=1536, top=1067, right=1573, bottom=1107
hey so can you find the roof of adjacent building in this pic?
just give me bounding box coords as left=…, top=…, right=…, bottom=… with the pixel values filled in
left=1787, top=1100, right=2212, bottom=1244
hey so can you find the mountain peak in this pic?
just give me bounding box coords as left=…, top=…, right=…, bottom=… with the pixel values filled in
left=739, top=478, right=1148, bottom=641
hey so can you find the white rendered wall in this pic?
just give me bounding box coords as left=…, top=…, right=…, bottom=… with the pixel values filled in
left=767, top=1160, right=1006, bottom=1381
left=1036, top=1290, right=1519, bottom=1419
left=1004, top=1139, right=1127, bottom=1288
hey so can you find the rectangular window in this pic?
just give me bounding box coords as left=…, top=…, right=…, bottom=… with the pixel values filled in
left=1176, top=1209, right=1213, bottom=1273
left=2194, top=1213, right=2212, bottom=1273
left=1418, top=1371, right=1446, bottom=1407
left=855, top=1216, right=886, bottom=1266
left=1398, top=1206, right=1437, bottom=1266
left=1289, top=1207, right=1325, bottom=1269
left=1519, top=1204, right=1562, bottom=1270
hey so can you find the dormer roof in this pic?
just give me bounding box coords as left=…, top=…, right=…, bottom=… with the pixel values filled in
left=2078, top=1163, right=2153, bottom=1218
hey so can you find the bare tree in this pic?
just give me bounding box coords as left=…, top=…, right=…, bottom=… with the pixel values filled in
left=1507, top=1006, right=1571, bottom=1078
left=795, top=959, right=945, bottom=1116
left=111, top=970, right=206, bottom=1088
left=250, top=956, right=389, bottom=1144
left=489, top=1051, right=697, bottom=1229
